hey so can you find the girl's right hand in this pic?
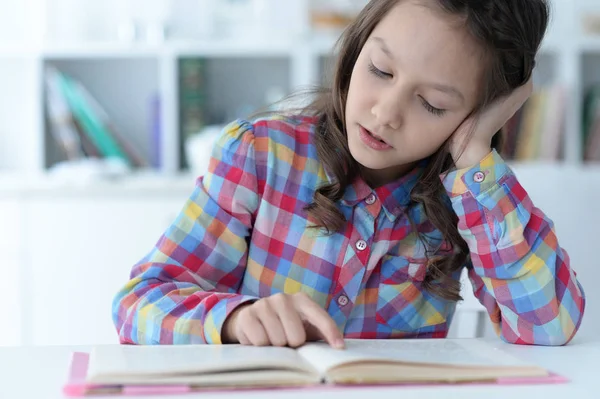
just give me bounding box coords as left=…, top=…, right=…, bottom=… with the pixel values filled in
left=222, top=292, right=345, bottom=349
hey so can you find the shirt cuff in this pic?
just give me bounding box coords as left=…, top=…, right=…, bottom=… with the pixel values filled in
left=204, top=294, right=258, bottom=344
left=441, top=149, right=511, bottom=198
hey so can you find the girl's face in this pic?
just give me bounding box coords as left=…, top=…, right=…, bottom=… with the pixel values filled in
left=345, top=0, right=485, bottom=186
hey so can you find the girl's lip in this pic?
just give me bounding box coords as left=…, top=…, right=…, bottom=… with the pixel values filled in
left=365, top=128, right=388, bottom=144
left=359, top=125, right=393, bottom=151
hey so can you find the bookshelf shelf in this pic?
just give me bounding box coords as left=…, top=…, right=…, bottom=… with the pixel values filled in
left=0, top=40, right=300, bottom=61
left=1, top=0, right=600, bottom=176
left=0, top=44, right=37, bottom=59
left=172, top=39, right=297, bottom=58
left=39, top=39, right=298, bottom=59
left=41, top=43, right=167, bottom=59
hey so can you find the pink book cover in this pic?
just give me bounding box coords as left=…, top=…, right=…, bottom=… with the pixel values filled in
left=62, top=351, right=570, bottom=397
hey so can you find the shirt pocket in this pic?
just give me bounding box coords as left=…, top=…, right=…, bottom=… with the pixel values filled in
left=376, top=256, right=448, bottom=331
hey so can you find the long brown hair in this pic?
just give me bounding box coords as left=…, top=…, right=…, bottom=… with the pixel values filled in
left=302, top=0, right=549, bottom=301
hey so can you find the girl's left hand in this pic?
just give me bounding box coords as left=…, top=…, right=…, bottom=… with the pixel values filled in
left=449, top=79, right=533, bottom=169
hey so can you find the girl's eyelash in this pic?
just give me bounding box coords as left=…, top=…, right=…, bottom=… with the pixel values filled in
left=420, top=97, right=446, bottom=116
left=368, top=62, right=392, bottom=79
left=368, top=61, right=446, bottom=117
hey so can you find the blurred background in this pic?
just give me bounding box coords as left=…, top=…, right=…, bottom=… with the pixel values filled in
left=0, top=0, right=598, bottom=347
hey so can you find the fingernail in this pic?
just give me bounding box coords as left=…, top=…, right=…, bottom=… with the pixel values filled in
left=334, top=338, right=345, bottom=349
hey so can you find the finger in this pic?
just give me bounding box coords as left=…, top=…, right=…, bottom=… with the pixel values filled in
left=256, top=299, right=288, bottom=347
left=522, top=77, right=533, bottom=94
left=483, top=85, right=531, bottom=132
left=240, top=307, right=271, bottom=346
left=304, top=321, right=326, bottom=342
left=512, top=82, right=533, bottom=106
left=272, top=296, right=307, bottom=348
left=294, top=294, right=345, bottom=349
left=492, top=80, right=531, bottom=110
left=237, top=328, right=251, bottom=346
left=506, top=80, right=533, bottom=110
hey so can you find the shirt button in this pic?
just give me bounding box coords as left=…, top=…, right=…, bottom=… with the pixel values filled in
left=337, top=295, right=349, bottom=306
left=473, top=171, right=485, bottom=183
left=365, top=194, right=376, bottom=205
left=356, top=240, right=367, bottom=251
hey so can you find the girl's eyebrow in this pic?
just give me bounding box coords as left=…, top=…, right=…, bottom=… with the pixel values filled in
left=370, top=36, right=465, bottom=103
left=371, top=36, right=396, bottom=60
left=425, top=83, right=465, bottom=103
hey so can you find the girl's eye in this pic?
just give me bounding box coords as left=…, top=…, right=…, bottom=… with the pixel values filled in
left=367, top=61, right=446, bottom=117
left=420, top=97, right=446, bottom=117
left=368, top=62, right=392, bottom=79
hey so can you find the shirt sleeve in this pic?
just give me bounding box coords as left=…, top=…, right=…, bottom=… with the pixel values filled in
left=442, top=149, right=585, bottom=346
left=112, top=120, right=260, bottom=345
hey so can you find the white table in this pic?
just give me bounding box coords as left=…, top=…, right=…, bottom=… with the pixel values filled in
left=1, top=338, right=597, bottom=399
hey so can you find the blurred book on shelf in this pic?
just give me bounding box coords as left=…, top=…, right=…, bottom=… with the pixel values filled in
left=178, top=58, right=208, bottom=169
left=502, top=85, right=566, bottom=162
left=149, top=94, right=162, bottom=169
left=583, top=15, right=600, bottom=35
left=583, top=85, right=600, bottom=162
left=44, top=67, right=150, bottom=174
left=309, top=0, right=366, bottom=32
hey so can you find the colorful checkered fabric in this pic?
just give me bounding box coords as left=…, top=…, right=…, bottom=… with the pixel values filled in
left=112, top=115, right=585, bottom=346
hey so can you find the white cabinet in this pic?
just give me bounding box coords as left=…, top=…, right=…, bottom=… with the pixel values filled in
left=0, top=179, right=193, bottom=346
left=24, top=195, right=186, bottom=346
left=0, top=197, right=23, bottom=346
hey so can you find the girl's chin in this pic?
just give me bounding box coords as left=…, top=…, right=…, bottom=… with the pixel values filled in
left=350, top=149, right=395, bottom=170
left=351, top=151, right=417, bottom=183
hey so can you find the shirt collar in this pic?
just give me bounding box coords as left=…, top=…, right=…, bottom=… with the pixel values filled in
left=310, top=120, right=426, bottom=221
left=341, top=161, right=426, bottom=221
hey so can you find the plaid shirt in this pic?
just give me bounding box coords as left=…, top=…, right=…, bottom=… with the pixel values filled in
left=112, top=115, right=585, bottom=346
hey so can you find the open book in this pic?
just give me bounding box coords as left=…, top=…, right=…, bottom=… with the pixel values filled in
left=64, top=339, right=564, bottom=396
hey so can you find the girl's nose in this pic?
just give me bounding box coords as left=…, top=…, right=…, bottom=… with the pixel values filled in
left=371, top=91, right=404, bottom=130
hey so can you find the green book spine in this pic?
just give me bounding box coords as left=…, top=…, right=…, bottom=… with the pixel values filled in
left=57, top=72, right=131, bottom=165
left=179, top=58, right=208, bottom=168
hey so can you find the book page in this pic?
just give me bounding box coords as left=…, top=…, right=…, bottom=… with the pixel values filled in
left=90, top=369, right=321, bottom=387
left=88, top=344, right=318, bottom=381
left=297, top=339, right=535, bottom=375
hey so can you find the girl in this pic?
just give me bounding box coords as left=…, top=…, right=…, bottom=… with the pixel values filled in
left=113, top=0, right=585, bottom=348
